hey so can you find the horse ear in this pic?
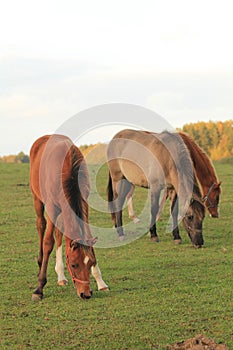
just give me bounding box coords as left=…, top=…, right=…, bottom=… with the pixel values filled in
left=80, top=237, right=98, bottom=246
left=190, top=194, right=204, bottom=206
left=70, top=240, right=75, bottom=249
left=217, top=181, right=222, bottom=187
left=190, top=197, right=195, bottom=205
left=70, top=240, right=78, bottom=249
left=70, top=237, right=97, bottom=248
left=88, top=237, right=98, bottom=246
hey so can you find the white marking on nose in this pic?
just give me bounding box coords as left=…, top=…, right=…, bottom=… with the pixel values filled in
left=84, top=256, right=89, bottom=265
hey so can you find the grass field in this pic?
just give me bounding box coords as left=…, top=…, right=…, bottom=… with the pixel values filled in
left=0, top=158, right=232, bottom=349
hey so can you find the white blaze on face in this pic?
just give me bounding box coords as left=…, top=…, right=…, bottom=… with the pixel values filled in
left=83, top=255, right=89, bottom=266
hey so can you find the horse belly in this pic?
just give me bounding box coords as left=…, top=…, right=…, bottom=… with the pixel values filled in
left=120, top=160, right=149, bottom=188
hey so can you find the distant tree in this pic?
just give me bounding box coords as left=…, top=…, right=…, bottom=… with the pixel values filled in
left=15, top=152, right=30, bottom=163
left=182, top=120, right=233, bottom=160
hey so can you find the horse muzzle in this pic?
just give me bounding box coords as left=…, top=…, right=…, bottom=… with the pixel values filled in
left=210, top=213, right=219, bottom=218
left=79, top=290, right=93, bottom=300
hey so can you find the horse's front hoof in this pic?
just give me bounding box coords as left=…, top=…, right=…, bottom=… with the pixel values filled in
left=193, top=244, right=203, bottom=249
left=57, top=279, right=68, bottom=286
left=32, top=293, right=43, bottom=301
left=150, top=236, right=159, bottom=242
left=174, top=239, right=182, bottom=245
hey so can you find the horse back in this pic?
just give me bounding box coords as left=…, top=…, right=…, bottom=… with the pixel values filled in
left=108, top=129, right=185, bottom=188
left=30, top=134, right=87, bottom=206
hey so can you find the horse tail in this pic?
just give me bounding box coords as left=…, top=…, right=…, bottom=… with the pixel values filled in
left=107, top=172, right=116, bottom=223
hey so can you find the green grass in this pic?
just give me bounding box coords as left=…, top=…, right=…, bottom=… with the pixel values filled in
left=0, top=160, right=232, bottom=349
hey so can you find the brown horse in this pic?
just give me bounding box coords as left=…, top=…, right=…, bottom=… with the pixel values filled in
left=107, top=129, right=205, bottom=247
left=126, top=131, right=221, bottom=223
left=30, top=134, right=108, bottom=300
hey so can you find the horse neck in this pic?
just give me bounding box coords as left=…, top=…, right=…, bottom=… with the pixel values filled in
left=179, top=133, right=218, bottom=192
left=193, top=154, right=218, bottom=195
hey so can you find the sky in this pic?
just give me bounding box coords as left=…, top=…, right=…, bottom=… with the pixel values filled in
left=0, top=0, right=233, bottom=156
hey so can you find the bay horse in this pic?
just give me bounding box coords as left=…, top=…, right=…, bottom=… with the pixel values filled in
left=126, top=131, right=221, bottom=223
left=107, top=129, right=205, bottom=247
left=30, top=134, right=108, bottom=300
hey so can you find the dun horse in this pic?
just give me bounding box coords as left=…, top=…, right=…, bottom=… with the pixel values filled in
left=30, top=135, right=108, bottom=300
left=126, top=131, right=221, bottom=224
left=107, top=129, right=205, bottom=247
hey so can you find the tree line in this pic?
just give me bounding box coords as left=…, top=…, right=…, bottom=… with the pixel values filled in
left=0, top=120, right=232, bottom=163
left=0, top=151, right=30, bottom=163
left=180, top=120, right=233, bottom=160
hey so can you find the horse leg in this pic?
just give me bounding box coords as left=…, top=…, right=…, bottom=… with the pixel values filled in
left=33, top=196, right=46, bottom=274
left=156, top=188, right=168, bottom=220
left=150, top=189, right=160, bottom=242
left=32, top=212, right=56, bottom=301
left=91, top=264, right=109, bottom=291
left=170, top=193, right=182, bottom=244
left=115, top=178, right=132, bottom=239
left=126, top=185, right=140, bottom=223
left=54, top=218, right=68, bottom=286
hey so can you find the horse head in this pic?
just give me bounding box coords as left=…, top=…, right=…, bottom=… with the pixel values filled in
left=182, top=197, right=205, bottom=248
left=65, top=237, right=97, bottom=299
left=202, top=182, right=221, bottom=218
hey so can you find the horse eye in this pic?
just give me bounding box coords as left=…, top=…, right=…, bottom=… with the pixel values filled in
left=71, top=264, right=79, bottom=269
left=187, top=215, right=193, bottom=221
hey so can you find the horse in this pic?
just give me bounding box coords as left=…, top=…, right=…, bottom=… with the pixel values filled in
left=126, top=131, right=221, bottom=223
left=30, top=134, right=108, bottom=300
left=107, top=129, right=205, bottom=247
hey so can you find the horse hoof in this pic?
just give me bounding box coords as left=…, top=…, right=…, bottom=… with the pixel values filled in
left=150, top=236, right=159, bottom=242
left=99, top=287, right=110, bottom=292
left=119, top=235, right=125, bottom=241
left=174, top=239, right=182, bottom=245
left=32, top=293, right=43, bottom=301
left=133, top=217, right=141, bottom=224
left=57, top=279, right=68, bottom=286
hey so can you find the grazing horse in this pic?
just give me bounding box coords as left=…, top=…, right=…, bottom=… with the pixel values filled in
left=126, top=131, right=221, bottom=223
left=107, top=129, right=205, bottom=247
left=30, top=134, right=108, bottom=300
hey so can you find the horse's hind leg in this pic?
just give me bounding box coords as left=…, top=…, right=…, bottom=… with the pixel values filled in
left=170, top=193, right=182, bottom=244
left=150, top=189, right=160, bottom=242
left=32, top=206, right=56, bottom=301
left=126, top=185, right=140, bottom=223
left=114, top=177, right=132, bottom=238
left=54, top=215, right=68, bottom=286
left=33, top=195, right=46, bottom=274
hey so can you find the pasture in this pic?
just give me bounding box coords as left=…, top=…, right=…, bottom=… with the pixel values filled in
left=0, top=158, right=233, bottom=349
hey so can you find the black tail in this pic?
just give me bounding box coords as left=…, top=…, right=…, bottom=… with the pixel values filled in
left=107, top=172, right=116, bottom=223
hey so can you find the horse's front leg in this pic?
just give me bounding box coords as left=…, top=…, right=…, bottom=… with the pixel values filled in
left=54, top=219, right=68, bottom=286
left=32, top=216, right=55, bottom=301
left=150, top=189, right=160, bottom=242
left=33, top=196, right=46, bottom=274
left=91, top=264, right=109, bottom=291
left=170, top=193, right=182, bottom=244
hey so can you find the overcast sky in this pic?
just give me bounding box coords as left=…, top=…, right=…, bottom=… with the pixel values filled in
left=0, top=0, right=232, bottom=156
